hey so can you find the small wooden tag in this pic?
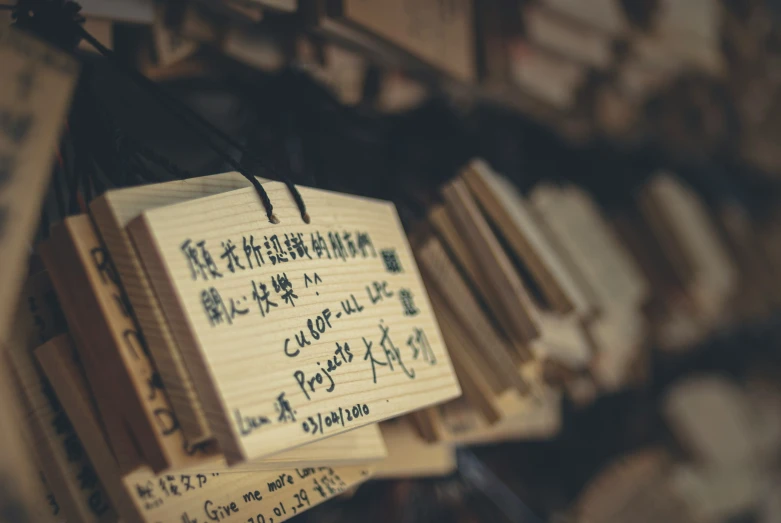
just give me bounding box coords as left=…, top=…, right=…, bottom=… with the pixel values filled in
left=323, top=0, right=476, bottom=81
left=414, top=234, right=527, bottom=395
left=39, top=243, right=145, bottom=474
left=35, top=334, right=374, bottom=523
left=0, top=26, right=77, bottom=340
left=530, top=184, right=648, bottom=389
left=425, top=362, right=561, bottom=445
left=640, top=174, right=737, bottom=320
left=375, top=418, right=456, bottom=479
left=441, top=177, right=540, bottom=345
left=127, top=181, right=460, bottom=463
left=6, top=300, right=117, bottom=522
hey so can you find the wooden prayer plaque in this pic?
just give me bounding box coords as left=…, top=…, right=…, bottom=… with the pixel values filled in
left=0, top=26, right=77, bottom=340
left=6, top=298, right=117, bottom=523
left=36, top=334, right=374, bottom=523
left=128, top=181, right=460, bottom=463
left=35, top=228, right=388, bottom=473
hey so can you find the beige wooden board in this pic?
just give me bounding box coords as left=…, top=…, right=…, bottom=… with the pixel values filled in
left=428, top=204, right=529, bottom=357
left=461, top=160, right=592, bottom=316
left=6, top=296, right=117, bottom=522
left=442, top=178, right=540, bottom=346
left=41, top=241, right=144, bottom=473
left=79, top=0, right=154, bottom=23
left=242, top=0, right=297, bottom=12
left=338, top=0, right=475, bottom=81
left=36, top=334, right=374, bottom=523
left=522, top=4, right=614, bottom=69
left=414, top=235, right=526, bottom=393
left=375, top=418, right=455, bottom=478
left=574, top=448, right=680, bottom=523
left=530, top=184, right=648, bottom=315
left=641, top=174, right=737, bottom=319
left=128, top=181, right=460, bottom=463
left=430, top=367, right=560, bottom=444
left=539, top=0, right=628, bottom=35
left=27, top=441, right=65, bottom=523
left=428, top=285, right=512, bottom=423
left=39, top=218, right=388, bottom=472
left=223, top=29, right=286, bottom=73
left=0, top=360, right=61, bottom=523
left=530, top=185, right=647, bottom=387
left=530, top=314, right=592, bottom=369
left=48, top=216, right=177, bottom=472
left=507, top=42, right=587, bottom=111
left=90, top=172, right=263, bottom=444
left=0, top=26, right=77, bottom=341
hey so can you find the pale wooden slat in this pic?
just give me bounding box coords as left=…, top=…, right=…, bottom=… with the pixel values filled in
left=35, top=334, right=374, bottom=523
left=90, top=172, right=262, bottom=443
left=640, top=174, right=738, bottom=321
left=414, top=235, right=526, bottom=393
left=375, top=418, right=455, bottom=478
left=529, top=184, right=649, bottom=389
left=127, top=181, right=461, bottom=463
left=428, top=204, right=529, bottom=356
left=6, top=290, right=118, bottom=522
left=0, top=25, right=77, bottom=340
left=430, top=362, right=561, bottom=445
left=41, top=240, right=144, bottom=473
left=461, top=160, right=593, bottom=316
left=441, top=177, right=540, bottom=346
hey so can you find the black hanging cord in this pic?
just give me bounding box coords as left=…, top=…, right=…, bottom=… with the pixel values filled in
left=75, top=26, right=309, bottom=223
left=11, top=0, right=309, bottom=222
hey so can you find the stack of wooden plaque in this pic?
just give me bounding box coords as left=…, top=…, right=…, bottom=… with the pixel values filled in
left=405, top=159, right=651, bottom=446
left=8, top=166, right=474, bottom=522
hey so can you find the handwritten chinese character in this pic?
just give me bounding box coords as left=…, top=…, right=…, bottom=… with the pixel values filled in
left=287, top=233, right=312, bottom=260
left=265, top=234, right=289, bottom=265
left=329, top=232, right=347, bottom=261
left=378, top=321, right=415, bottom=380
left=343, top=232, right=358, bottom=258
left=311, top=232, right=331, bottom=259
left=243, top=234, right=264, bottom=269
left=181, top=239, right=222, bottom=280
left=274, top=392, right=296, bottom=423
left=362, top=337, right=387, bottom=384
left=201, top=287, right=231, bottom=326
left=398, top=288, right=419, bottom=316
left=381, top=249, right=402, bottom=273
left=357, top=232, right=376, bottom=257
left=272, top=273, right=298, bottom=307
left=229, top=297, right=249, bottom=319
left=220, top=239, right=244, bottom=273
left=251, top=280, right=277, bottom=317
left=408, top=328, right=436, bottom=365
